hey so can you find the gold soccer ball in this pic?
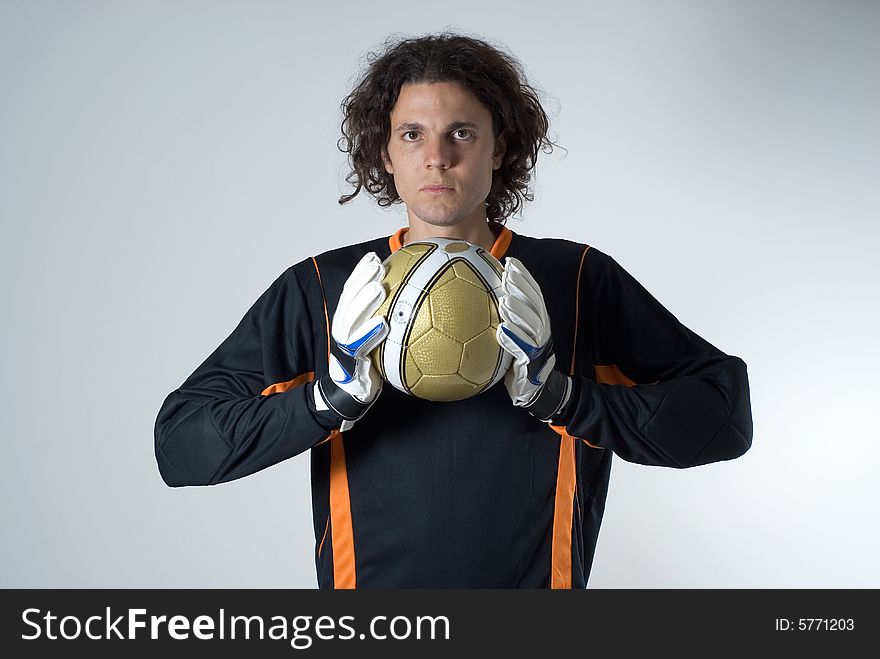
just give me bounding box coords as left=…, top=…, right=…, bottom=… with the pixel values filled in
left=371, top=238, right=512, bottom=401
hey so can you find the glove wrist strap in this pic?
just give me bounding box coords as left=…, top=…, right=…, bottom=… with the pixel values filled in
left=524, top=370, right=571, bottom=422
left=316, top=374, right=371, bottom=422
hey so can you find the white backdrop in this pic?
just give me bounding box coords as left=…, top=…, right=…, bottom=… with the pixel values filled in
left=2, top=0, right=877, bottom=588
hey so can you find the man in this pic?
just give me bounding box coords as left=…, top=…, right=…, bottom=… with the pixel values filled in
left=154, top=33, right=753, bottom=588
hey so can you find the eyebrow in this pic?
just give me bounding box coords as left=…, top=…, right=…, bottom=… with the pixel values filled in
left=394, top=121, right=479, bottom=132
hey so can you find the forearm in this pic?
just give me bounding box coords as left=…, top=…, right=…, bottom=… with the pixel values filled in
left=154, top=381, right=340, bottom=487
left=560, top=356, right=753, bottom=468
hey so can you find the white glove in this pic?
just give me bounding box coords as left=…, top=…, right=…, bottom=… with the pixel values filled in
left=314, top=252, right=389, bottom=431
left=496, top=257, right=572, bottom=422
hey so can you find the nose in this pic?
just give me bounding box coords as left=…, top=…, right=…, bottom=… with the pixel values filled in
left=424, top=138, right=452, bottom=170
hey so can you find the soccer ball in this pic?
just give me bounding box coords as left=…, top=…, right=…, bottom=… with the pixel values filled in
left=371, top=238, right=512, bottom=401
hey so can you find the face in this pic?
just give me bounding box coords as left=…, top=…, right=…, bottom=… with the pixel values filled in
left=383, top=81, right=505, bottom=233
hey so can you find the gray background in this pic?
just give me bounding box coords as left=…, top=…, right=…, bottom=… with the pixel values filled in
left=2, top=0, right=877, bottom=588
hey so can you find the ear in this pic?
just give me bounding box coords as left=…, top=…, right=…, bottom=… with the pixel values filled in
left=492, top=132, right=506, bottom=170
left=382, top=146, right=394, bottom=175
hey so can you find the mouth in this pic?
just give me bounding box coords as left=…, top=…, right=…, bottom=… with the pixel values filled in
left=421, top=185, right=454, bottom=193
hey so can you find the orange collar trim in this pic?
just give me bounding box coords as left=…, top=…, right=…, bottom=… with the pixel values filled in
left=388, top=224, right=513, bottom=261
left=388, top=227, right=407, bottom=253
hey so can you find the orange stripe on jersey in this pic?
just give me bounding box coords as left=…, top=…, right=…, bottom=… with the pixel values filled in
left=260, top=372, right=314, bottom=396
left=329, top=430, right=356, bottom=588
left=547, top=244, right=590, bottom=589
left=317, top=516, right=329, bottom=558
left=548, top=426, right=576, bottom=589
left=569, top=246, right=590, bottom=374
left=311, top=256, right=357, bottom=589
left=311, top=257, right=331, bottom=362
left=594, top=364, right=638, bottom=387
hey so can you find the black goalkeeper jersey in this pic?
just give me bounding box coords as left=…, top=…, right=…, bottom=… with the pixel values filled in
left=154, top=224, right=753, bottom=588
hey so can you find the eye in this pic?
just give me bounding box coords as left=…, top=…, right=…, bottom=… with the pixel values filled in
left=402, top=130, right=420, bottom=141
left=453, top=128, right=473, bottom=140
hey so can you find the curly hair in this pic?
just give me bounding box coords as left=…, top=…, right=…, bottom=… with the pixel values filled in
left=338, top=32, right=554, bottom=224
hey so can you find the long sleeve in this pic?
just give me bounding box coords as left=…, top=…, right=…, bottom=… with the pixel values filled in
left=559, top=251, right=753, bottom=468
left=154, top=264, right=340, bottom=487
